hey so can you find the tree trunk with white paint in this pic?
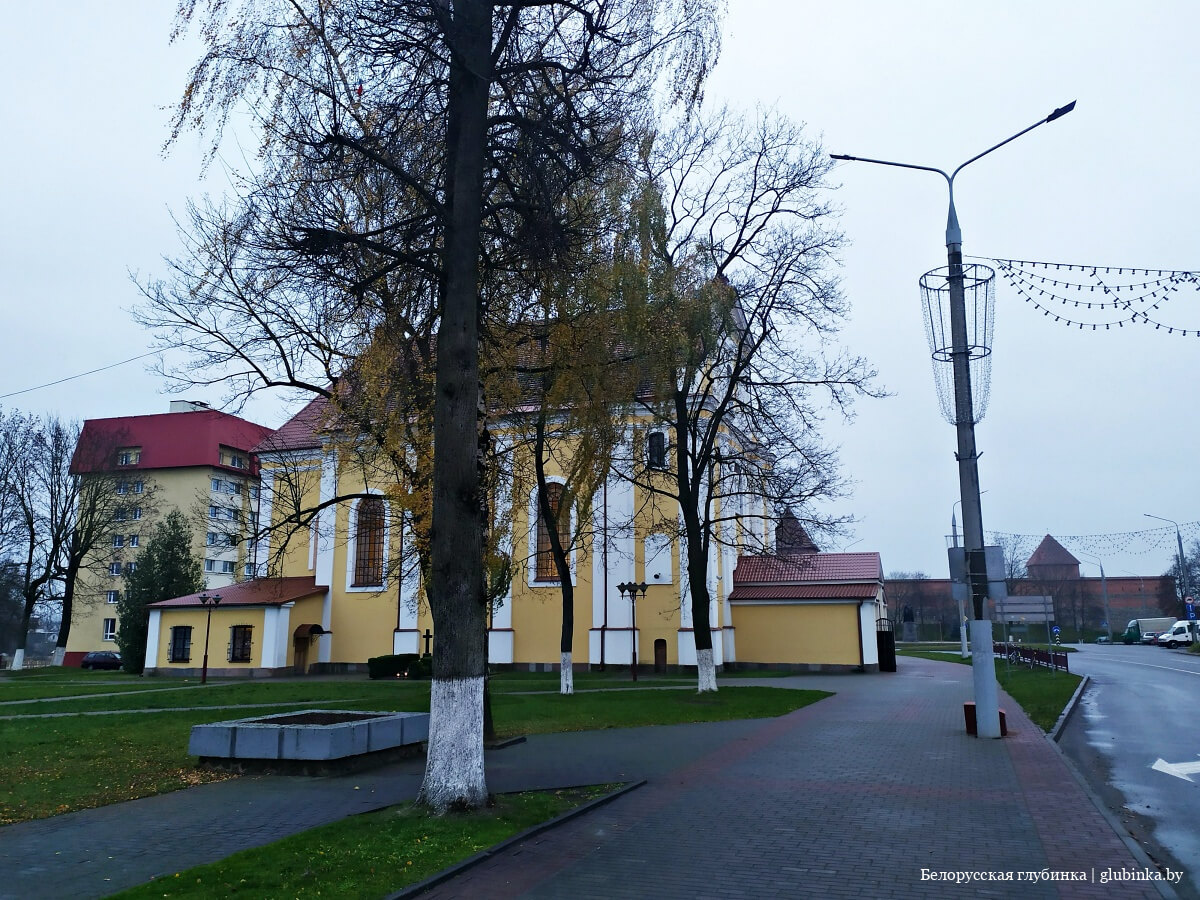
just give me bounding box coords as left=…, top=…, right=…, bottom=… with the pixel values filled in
left=11, top=649, right=25, bottom=671
left=696, top=647, right=717, bottom=692
left=417, top=0, right=492, bottom=813
left=421, top=677, right=487, bottom=811
left=561, top=651, right=574, bottom=694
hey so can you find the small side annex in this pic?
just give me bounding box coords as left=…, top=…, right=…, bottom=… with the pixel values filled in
left=144, top=577, right=329, bottom=678
left=729, top=549, right=886, bottom=672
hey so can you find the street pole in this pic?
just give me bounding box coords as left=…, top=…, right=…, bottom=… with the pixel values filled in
left=1146, top=514, right=1190, bottom=615
left=1077, top=551, right=1112, bottom=642
left=950, top=494, right=985, bottom=658
left=832, top=101, right=1075, bottom=738
left=199, top=592, right=221, bottom=684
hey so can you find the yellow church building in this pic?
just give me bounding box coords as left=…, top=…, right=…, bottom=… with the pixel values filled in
left=140, top=397, right=887, bottom=677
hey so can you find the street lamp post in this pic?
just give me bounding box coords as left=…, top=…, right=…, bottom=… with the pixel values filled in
left=951, top=491, right=988, bottom=659
left=833, top=101, right=1075, bottom=738
left=617, top=582, right=647, bottom=681
left=1145, top=514, right=1191, bottom=615
left=199, top=592, right=222, bottom=684
left=1075, top=551, right=1112, bottom=642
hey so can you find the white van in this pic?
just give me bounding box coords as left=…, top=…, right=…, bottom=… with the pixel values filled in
left=1157, top=621, right=1196, bottom=648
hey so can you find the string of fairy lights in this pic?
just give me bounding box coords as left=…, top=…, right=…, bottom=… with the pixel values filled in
left=970, top=257, right=1200, bottom=336
left=987, top=522, right=1200, bottom=571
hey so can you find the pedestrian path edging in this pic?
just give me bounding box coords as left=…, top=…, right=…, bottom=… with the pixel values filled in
left=1048, top=673, right=1089, bottom=743
left=385, top=780, right=647, bottom=900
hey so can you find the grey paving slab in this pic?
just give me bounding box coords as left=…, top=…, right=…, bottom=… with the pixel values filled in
left=0, top=660, right=1174, bottom=900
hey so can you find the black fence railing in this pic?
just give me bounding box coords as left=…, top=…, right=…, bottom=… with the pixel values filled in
left=993, top=642, right=1069, bottom=673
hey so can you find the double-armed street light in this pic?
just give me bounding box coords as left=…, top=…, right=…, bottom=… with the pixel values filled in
left=832, top=101, right=1075, bottom=738
left=617, top=581, right=647, bottom=681
left=199, top=592, right=222, bottom=684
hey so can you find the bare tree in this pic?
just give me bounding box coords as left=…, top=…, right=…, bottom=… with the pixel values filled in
left=0, top=416, right=131, bottom=668
left=147, top=0, right=722, bottom=811
left=56, top=424, right=156, bottom=663
left=612, top=108, right=878, bottom=691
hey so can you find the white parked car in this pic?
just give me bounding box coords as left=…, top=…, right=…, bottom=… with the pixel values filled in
left=1157, top=621, right=1196, bottom=649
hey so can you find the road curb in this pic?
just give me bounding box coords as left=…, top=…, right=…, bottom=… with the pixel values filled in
left=386, top=779, right=647, bottom=899
left=1046, top=720, right=1176, bottom=897
left=1048, top=673, right=1089, bottom=743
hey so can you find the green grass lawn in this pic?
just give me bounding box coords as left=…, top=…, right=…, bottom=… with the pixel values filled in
left=0, top=672, right=827, bottom=824
left=109, top=786, right=615, bottom=900
left=899, top=650, right=1081, bottom=731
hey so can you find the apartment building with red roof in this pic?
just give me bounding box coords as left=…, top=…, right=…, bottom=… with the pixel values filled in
left=64, top=402, right=274, bottom=665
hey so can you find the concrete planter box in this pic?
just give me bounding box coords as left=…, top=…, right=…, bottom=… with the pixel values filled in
left=189, top=710, right=430, bottom=766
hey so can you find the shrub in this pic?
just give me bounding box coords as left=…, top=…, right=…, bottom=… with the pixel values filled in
left=367, top=653, right=431, bottom=680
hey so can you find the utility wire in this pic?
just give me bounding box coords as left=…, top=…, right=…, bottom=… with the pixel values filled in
left=0, top=351, right=162, bottom=402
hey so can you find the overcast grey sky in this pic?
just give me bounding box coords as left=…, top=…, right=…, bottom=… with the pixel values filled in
left=1, top=2, right=1196, bottom=585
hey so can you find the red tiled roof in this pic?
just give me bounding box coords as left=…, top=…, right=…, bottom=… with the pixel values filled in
left=733, top=552, right=883, bottom=585
left=71, top=409, right=273, bottom=476
left=729, top=583, right=880, bottom=601
left=148, top=576, right=328, bottom=608
left=253, top=397, right=330, bottom=454
left=1026, top=535, right=1079, bottom=568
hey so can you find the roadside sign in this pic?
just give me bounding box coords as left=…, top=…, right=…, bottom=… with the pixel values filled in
left=1187, top=602, right=1196, bottom=622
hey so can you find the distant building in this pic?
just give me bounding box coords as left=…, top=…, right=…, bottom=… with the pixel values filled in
left=63, top=402, right=273, bottom=665
left=886, top=534, right=1177, bottom=640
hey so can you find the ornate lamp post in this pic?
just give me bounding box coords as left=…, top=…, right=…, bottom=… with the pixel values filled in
left=832, top=101, right=1075, bottom=738
left=199, top=592, right=222, bottom=684
left=617, top=582, right=648, bottom=681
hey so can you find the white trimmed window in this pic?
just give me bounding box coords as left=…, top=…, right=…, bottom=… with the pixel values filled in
left=129, top=534, right=139, bottom=548
left=106, top=590, right=119, bottom=604
left=220, top=560, right=235, bottom=574
left=528, top=480, right=574, bottom=587
left=211, top=477, right=222, bottom=492
left=647, top=431, right=668, bottom=469
left=116, top=482, right=129, bottom=495
left=112, top=535, right=125, bottom=548
left=349, top=496, right=386, bottom=588
left=132, top=481, right=143, bottom=494
left=102, top=618, right=117, bottom=641
left=204, top=559, right=216, bottom=573
left=206, top=532, right=217, bottom=546
left=132, top=507, right=142, bottom=520
left=109, top=562, right=122, bottom=576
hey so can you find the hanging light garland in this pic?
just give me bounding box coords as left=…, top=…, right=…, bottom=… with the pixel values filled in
left=973, top=258, right=1200, bottom=336
left=988, top=522, right=1200, bottom=564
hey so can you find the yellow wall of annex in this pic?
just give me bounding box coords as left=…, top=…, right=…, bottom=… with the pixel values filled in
left=733, top=603, right=862, bottom=666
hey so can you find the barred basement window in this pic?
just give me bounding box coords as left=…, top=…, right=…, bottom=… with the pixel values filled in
left=229, top=625, right=253, bottom=663
left=168, top=626, right=192, bottom=663
left=353, top=497, right=385, bottom=587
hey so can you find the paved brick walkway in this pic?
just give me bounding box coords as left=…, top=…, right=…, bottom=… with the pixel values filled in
left=0, top=658, right=1176, bottom=899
